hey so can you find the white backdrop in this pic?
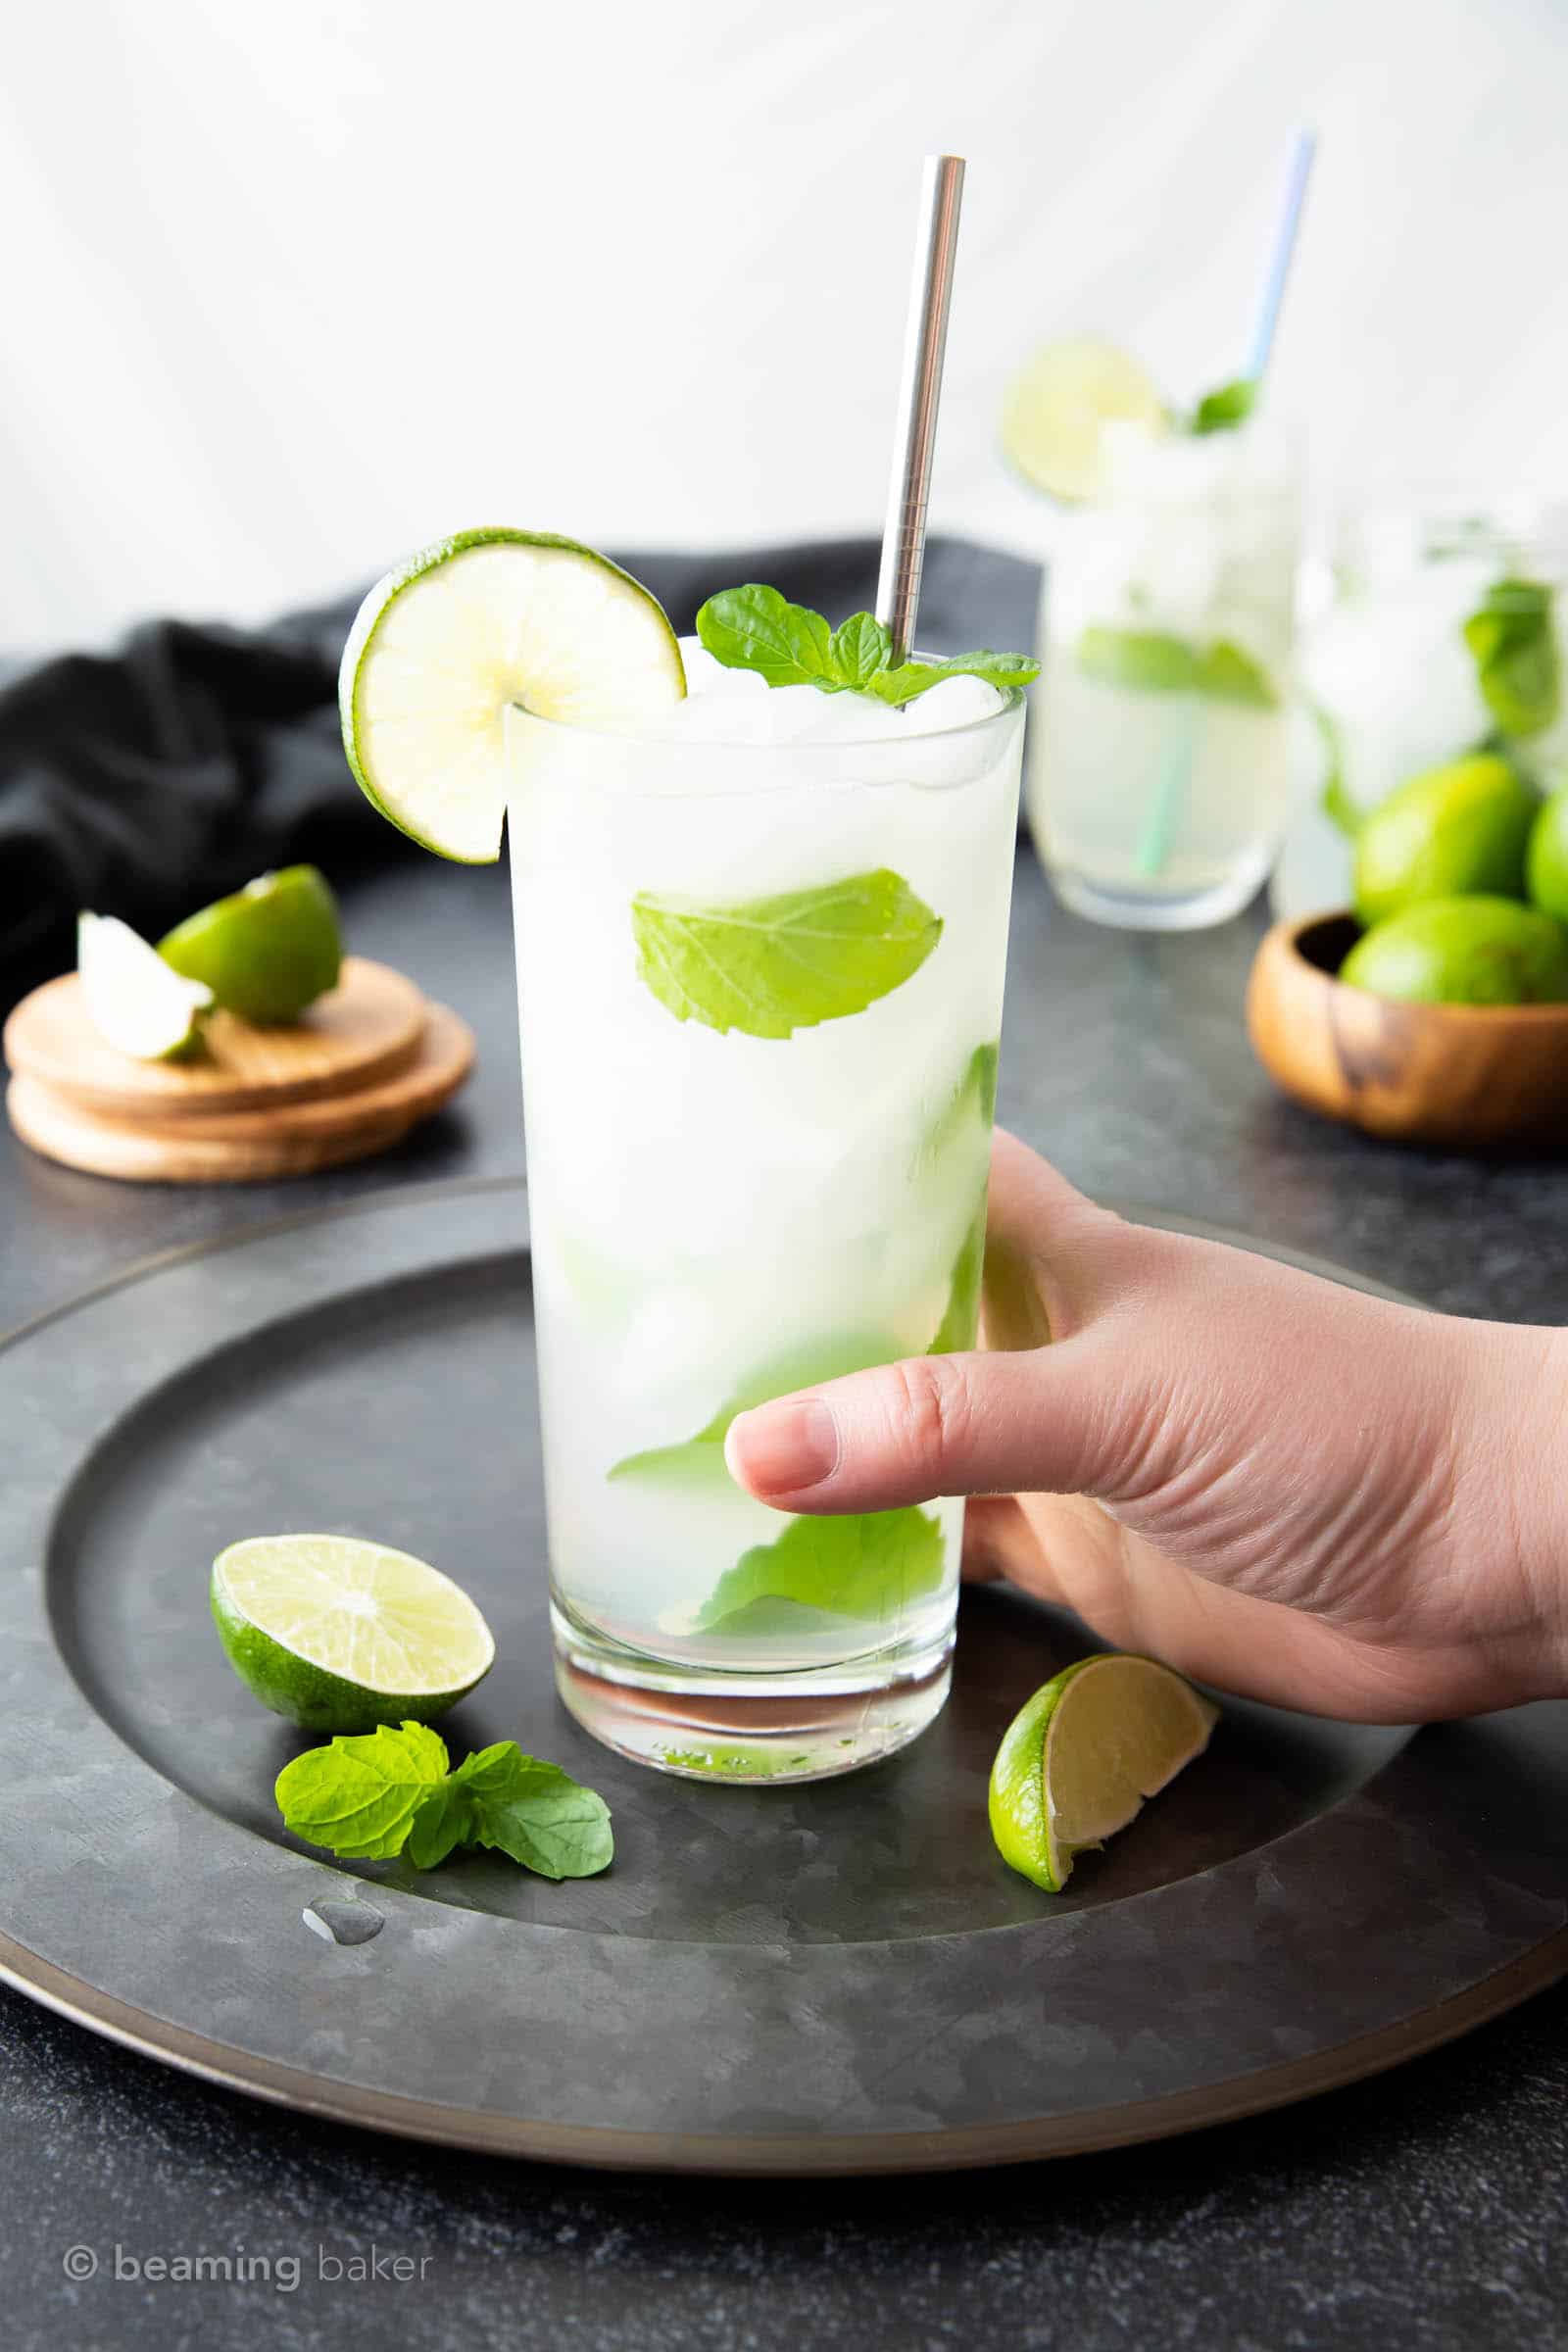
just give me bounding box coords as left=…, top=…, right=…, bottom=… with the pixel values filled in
left=6, top=0, right=1567, bottom=652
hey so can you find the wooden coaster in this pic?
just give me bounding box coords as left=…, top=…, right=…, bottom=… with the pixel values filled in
left=3, top=956, right=426, bottom=1118
left=6, top=1003, right=475, bottom=1185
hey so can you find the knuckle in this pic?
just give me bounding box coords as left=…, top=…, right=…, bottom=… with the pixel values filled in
left=885, top=1352, right=973, bottom=1471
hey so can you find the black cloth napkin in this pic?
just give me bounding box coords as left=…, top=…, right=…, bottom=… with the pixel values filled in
left=0, top=536, right=1040, bottom=1001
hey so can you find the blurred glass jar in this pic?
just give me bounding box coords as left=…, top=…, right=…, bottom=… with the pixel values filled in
left=1272, top=497, right=1568, bottom=920
left=1025, top=421, right=1302, bottom=931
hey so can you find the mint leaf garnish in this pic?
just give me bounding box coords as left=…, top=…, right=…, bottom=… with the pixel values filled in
left=1462, top=578, right=1560, bottom=740
left=1197, top=639, right=1278, bottom=708
left=274, top=1721, right=450, bottom=1860
left=1076, top=626, right=1278, bottom=707
left=828, top=610, right=894, bottom=690
left=447, top=1743, right=613, bottom=1881
left=696, top=584, right=1037, bottom=704
left=694, top=1505, right=945, bottom=1632
left=696, top=584, right=838, bottom=688
left=929, top=1199, right=988, bottom=1353
left=1190, top=376, right=1256, bottom=434
left=609, top=1331, right=900, bottom=1486
left=631, top=868, right=942, bottom=1038
left=276, top=1727, right=612, bottom=1880
left=867, top=650, right=1042, bottom=707
left=1310, top=703, right=1362, bottom=840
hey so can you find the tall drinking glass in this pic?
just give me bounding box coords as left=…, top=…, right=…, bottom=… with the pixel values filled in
left=1026, top=424, right=1301, bottom=930
left=507, top=682, right=1025, bottom=1783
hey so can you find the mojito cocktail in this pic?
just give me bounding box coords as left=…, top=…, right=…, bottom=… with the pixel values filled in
left=509, top=640, right=1024, bottom=1778
left=339, top=530, right=1033, bottom=1782
left=1026, top=425, right=1300, bottom=929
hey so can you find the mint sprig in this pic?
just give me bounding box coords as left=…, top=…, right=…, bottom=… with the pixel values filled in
left=696, top=584, right=1038, bottom=704
left=1190, top=377, right=1256, bottom=435
left=631, top=867, right=942, bottom=1038
left=275, top=1724, right=612, bottom=1881
left=1462, top=577, right=1560, bottom=741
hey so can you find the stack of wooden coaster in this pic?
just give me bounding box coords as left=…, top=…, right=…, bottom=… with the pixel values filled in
left=2, top=958, right=475, bottom=1183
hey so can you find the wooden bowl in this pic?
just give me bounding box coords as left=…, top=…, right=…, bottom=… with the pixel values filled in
left=1247, top=910, right=1568, bottom=1150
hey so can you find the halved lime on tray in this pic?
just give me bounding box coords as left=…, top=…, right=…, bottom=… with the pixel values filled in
left=77, top=911, right=214, bottom=1062
left=990, top=1653, right=1219, bottom=1891
left=212, top=1533, right=496, bottom=1733
left=339, top=529, right=687, bottom=861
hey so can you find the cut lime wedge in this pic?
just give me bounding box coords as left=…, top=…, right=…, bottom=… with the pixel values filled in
left=1001, top=338, right=1167, bottom=503
left=77, top=911, right=214, bottom=1062
left=989, top=1653, right=1219, bottom=1891
left=160, top=865, right=342, bottom=1024
left=212, top=1533, right=496, bottom=1733
left=339, top=528, right=687, bottom=862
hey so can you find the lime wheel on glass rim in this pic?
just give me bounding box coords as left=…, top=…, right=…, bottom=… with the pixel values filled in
left=338, top=529, right=687, bottom=861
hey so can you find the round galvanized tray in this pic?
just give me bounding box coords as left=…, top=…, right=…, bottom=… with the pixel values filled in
left=1, top=1180, right=1563, bottom=2173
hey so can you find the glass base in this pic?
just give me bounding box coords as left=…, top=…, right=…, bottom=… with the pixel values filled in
left=1048, top=848, right=1272, bottom=932
left=551, top=1597, right=955, bottom=1784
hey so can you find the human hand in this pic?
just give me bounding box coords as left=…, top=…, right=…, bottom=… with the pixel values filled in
left=725, top=1131, right=1568, bottom=1721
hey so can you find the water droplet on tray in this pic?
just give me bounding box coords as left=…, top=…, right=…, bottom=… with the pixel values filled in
left=302, top=1895, right=383, bottom=1947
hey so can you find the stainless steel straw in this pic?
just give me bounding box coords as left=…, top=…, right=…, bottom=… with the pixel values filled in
left=874, top=154, right=966, bottom=663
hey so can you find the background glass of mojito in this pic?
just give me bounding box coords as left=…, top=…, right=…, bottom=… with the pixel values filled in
left=1274, top=498, right=1568, bottom=918
left=1026, top=423, right=1301, bottom=930
left=507, top=649, right=1025, bottom=1782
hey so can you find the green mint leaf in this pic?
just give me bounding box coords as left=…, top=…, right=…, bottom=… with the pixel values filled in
left=868, top=650, right=1040, bottom=707
left=929, top=1198, right=988, bottom=1353
left=1195, top=639, right=1279, bottom=708
left=1310, top=703, right=1362, bottom=840
left=828, top=611, right=894, bottom=688
left=405, top=1779, right=477, bottom=1870
left=695, top=585, right=839, bottom=689
left=1191, top=376, right=1256, bottom=434
left=274, top=1720, right=450, bottom=1860
left=1077, top=627, right=1277, bottom=707
left=695, top=1505, right=945, bottom=1632
left=917, top=1040, right=999, bottom=1172
left=631, top=867, right=942, bottom=1039
left=696, top=580, right=1035, bottom=703
left=1462, top=578, right=1560, bottom=740
left=453, top=1742, right=613, bottom=1881
left=1077, top=626, right=1198, bottom=694
left=610, top=1331, right=902, bottom=1485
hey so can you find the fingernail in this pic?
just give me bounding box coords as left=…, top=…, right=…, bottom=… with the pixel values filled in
left=725, top=1397, right=840, bottom=1498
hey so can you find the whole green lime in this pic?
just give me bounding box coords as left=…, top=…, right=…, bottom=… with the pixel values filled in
left=1341, top=896, right=1568, bottom=1006
left=1351, top=754, right=1537, bottom=929
left=1526, top=784, right=1568, bottom=923
left=159, top=865, right=342, bottom=1024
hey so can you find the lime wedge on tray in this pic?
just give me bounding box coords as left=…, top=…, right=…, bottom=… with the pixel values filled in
left=212, top=1534, right=496, bottom=1733
left=77, top=911, right=214, bottom=1062
left=338, top=528, right=687, bottom=862
left=160, top=864, right=342, bottom=1024
left=1001, top=337, right=1167, bottom=503
left=989, top=1653, right=1219, bottom=1891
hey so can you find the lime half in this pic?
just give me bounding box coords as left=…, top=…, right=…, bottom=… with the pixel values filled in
left=160, top=865, right=342, bottom=1024
left=212, top=1534, right=496, bottom=1733
left=339, top=528, right=687, bottom=862
left=1001, top=338, right=1167, bottom=503
left=77, top=911, right=213, bottom=1062
left=989, top=1653, right=1219, bottom=1892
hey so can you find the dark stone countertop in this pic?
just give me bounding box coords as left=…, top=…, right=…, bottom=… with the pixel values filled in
left=2, top=853, right=1564, bottom=2351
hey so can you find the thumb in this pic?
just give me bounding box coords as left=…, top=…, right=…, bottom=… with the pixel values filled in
left=723, top=1335, right=1125, bottom=1514
left=725, top=1132, right=1150, bottom=1514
